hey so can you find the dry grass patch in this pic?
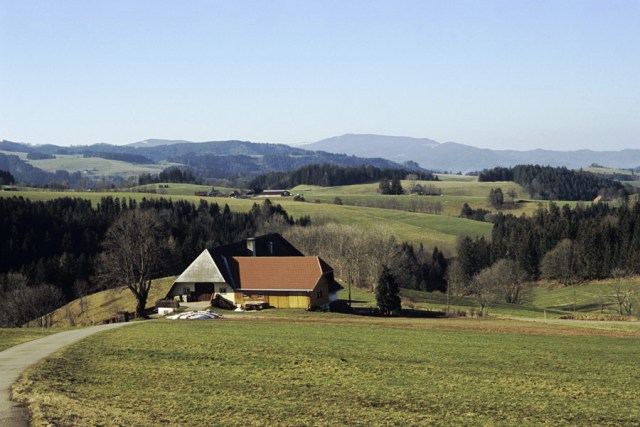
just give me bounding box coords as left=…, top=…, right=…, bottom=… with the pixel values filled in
left=39, top=277, right=176, bottom=327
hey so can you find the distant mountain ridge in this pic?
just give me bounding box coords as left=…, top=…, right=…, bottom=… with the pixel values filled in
left=0, top=139, right=418, bottom=187
left=127, top=139, right=193, bottom=148
left=301, top=134, right=439, bottom=163
left=305, top=134, right=640, bottom=171
left=2, top=135, right=639, bottom=186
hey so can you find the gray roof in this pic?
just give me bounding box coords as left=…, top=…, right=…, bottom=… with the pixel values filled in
left=174, top=249, right=226, bottom=283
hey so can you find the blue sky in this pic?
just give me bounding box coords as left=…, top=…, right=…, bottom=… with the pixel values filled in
left=1, top=0, right=638, bottom=150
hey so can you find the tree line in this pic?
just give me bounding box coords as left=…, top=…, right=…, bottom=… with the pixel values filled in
left=0, top=153, right=89, bottom=188
left=477, top=165, right=628, bottom=201
left=0, top=196, right=305, bottom=326
left=248, top=163, right=436, bottom=190
left=284, top=224, right=447, bottom=295
left=83, top=151, right=155, bottom=164
left=450, top=201, right=640, bottom=313
left=137, top=167, right=199, bottom=185
left=0, top=169, right=15, bottom=185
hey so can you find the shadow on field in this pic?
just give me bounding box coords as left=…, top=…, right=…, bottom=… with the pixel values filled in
left=548, top=302, right=608, bottom=312
left=349, top=307, right=447, bottom=318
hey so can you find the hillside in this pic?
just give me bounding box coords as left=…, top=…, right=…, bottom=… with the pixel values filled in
left=1, top=186, right=492, bottom=252
left=0, top=139, right=417, bottom=187
left=31, top=277, right=176, bottom=327
left=305, top=134, right=640, bottom=171
left=4, top=136, right=640, bottom=185
left=301, top=134, right=439, bottom=163
left=43, top=274, right=640, bottom=326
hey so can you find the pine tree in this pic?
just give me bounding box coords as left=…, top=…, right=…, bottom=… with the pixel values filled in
left=376, top=265, right=401, bottom=315
left=390, top=177, right=404, bottom=195
left=378, top=179, right=391, bottom=194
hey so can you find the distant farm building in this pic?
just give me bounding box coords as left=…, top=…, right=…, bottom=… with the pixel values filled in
left=256, top=190, right=291, bottom=197
left=165, top=234, right=341, bottom=310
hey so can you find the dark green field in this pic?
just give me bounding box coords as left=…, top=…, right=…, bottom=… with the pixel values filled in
left=13, top=318, right=640, bottom=426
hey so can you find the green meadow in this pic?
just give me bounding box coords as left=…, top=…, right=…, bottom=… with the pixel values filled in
left=290, top=179, right=540, bottom=217
left=2, top=187, right=492, bottom=251
left=348, top=277, right=640, bottom=321
left=2, top=174, right=592, bottom=254
left=13, top=319, right=640, bottom=426
left=0, top=150, right=175, bottom=177
left=35, top=272, right=640, bottom=329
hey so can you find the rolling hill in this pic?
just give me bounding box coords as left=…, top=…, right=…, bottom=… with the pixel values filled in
left=0, top=139, right=418, bottom=187
left=305, top=134, right=640, bottom=172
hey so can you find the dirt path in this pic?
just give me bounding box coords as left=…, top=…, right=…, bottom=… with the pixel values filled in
left=0, top=322, right=135, bottom=427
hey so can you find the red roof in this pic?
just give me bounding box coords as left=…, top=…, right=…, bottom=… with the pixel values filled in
left=228, top=256, right=331, bottom=291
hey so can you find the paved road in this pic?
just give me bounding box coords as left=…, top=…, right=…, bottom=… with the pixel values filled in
left=0, top=322, right=134, bottom=427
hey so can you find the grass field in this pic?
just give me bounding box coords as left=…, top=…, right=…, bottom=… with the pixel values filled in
left=290, top=180, right=547, bottom=217
left=42, top=273, right=640, bottom=329
left=0, top=328, right=64, bottom=352
left=0, top=150, right=177, bottom=177
left=13, top=318, right=640, bottom=426
left=1, top=188, right=491, bottom=251
left=132, top=182, right=240, bottom=196
left=347, top=277, right=640, bottom=321
left=586, top=166, right=636, bottom=176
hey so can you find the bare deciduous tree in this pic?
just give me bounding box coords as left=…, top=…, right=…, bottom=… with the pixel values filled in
left=613, top=282, right=637, bottom=316
left=469, top=259, right=529, bottom=315
left=96, top=209, right=174, bottom=318
left=541, top=239, right=578, bottom=286
left=469, top=268, right=499, bottom=315
left=285, top=223, right=397, bottom=291
left=73, top=279, right=91, bottom=314
left=0, top=283, right=65, bottom=327
left=491, top=259, right=529, bottom=304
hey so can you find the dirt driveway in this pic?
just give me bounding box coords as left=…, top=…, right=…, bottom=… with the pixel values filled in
left=0, top=322, right=135, bottom=427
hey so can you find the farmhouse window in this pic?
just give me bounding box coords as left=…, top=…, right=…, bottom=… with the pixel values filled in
left=219, top=287, right=227, bottom=294
left=258, top=294, right=265, bottom=299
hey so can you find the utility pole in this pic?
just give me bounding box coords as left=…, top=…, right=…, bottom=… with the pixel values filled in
left=348, top=268, right=352, bottom=309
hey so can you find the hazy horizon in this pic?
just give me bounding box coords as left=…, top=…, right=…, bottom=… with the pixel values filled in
left=1, top=1, right=638, bottom=151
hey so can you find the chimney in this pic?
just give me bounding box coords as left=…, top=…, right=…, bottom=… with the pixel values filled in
left=246, top=238, right=256, bottom=257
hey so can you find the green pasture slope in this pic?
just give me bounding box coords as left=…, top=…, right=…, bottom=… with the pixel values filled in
left=2, top=188, right=491, bottom=251
left=14, top=319, right=640, bottom=426
left=291, top=178, right=541, bottom=217
left=0, top=150, right=176, bottom=177
left=343, top=277, right=640, bottom=323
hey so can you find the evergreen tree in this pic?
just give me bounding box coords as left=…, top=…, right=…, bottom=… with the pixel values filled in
left=378, top=178, right=391, bottom=194
left=390, top=177, right=404, bottom=195
left=375, top=265, right=401, bottom=315
left=0, top=170, right=15, bottom=185
left=488, top=188, right=504, bottom=208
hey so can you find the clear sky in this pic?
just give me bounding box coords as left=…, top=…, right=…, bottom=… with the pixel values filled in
left=1, top=0, right=638, bottom=150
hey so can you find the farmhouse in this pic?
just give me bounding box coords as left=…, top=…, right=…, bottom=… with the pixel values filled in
left=165, top=234, right=342, bottom=309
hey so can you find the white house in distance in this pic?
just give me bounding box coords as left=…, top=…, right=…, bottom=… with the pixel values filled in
left=165, top=234, right=342, bottom=309
left=256, top=190, right=291, bottom=197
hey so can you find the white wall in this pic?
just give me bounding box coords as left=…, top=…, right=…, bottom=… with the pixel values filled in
left=214, top=282, right=236, bottom=303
